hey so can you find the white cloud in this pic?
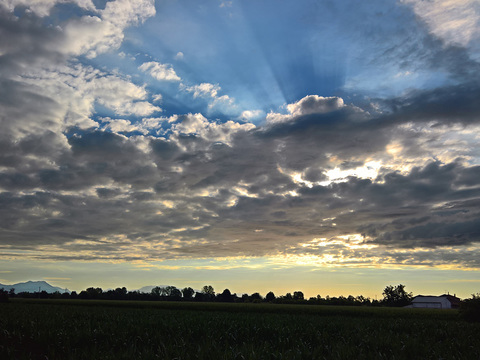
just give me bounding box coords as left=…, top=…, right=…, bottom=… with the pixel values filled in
left=182, top=82, right=221, bottom=98
left=140, top=117, right=166, bottom=130
left=172, top=113, right=210, bottom=134
left=4, top=0, right=159, bottom=133
left=101, top=116, right=168, bottom=135
left=86, top=74, right=162, bottom=116
left=267, top=95, right=345, bottom=124
left=62, top=16, right=118, bottom=59
left=118, top=101, right=162, bottom=117
left=102, top=0, right=155, bottom=27
left=101, top=117, right=140, bottom=133
left=170, top=113, right=255, bottom=145
left=17, top=63, right=161, bottom=133
left=139, top=61, right=181, bottom=82
left=62, top=65, right=161, bottom=116
left=240, top=110, right=265, bottom=121
left=208, top=94, right=235, bottom=110
left=402, top=0, right=480, bottom=47
left=287, top=95, right=344, bottom=117
left=60, top=0, right=156, bottom=58
left=152, top=94, right=163, bottom=103
left=3, top=0, right=96, bottom=17
left=180, top=82, right=237, bottom=113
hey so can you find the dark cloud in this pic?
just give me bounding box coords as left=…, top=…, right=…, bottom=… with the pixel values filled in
left=2, top=99, right=480, bottom=263
left=378, top=219, right=480, bottom=248
left=454, top=166, right=480, bottom=187
left=0, top=5, right=65, bottom=73
left=2, top=93, right=480, bottom=265
left=382, top=82, right=480, bottom=126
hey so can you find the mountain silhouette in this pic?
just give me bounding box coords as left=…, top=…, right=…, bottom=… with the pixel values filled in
left=0, top=280, right=69, bottom=294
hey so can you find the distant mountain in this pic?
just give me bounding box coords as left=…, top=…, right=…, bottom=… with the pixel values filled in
left=0, top=280, right=69, bottom=294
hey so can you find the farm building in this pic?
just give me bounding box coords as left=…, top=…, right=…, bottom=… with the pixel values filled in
left=411, top=294, right=460, bottom=309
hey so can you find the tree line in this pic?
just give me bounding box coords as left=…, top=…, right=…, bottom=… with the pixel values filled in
left=3, top=285, right=479, bottom=321
left=1, top=284, right=415, bottom=307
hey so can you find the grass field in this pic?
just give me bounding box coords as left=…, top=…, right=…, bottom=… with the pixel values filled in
left=1, top=299, right=479, bottom=359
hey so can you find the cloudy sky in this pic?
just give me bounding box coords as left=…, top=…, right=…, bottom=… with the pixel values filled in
left=1, top=0, right=480, bottom=298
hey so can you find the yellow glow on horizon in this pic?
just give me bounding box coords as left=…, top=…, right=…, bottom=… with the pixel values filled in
left=5, top=236, right=480, bottom=274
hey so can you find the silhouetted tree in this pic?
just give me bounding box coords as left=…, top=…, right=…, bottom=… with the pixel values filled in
left=217, top=289, right=234, bottom=302
left=356, top=295, right=371, bottom=305
left=79, top=287, right=103, bottom=299
left=182, top=287, right=195, bottom=300
left=308, top=295, right=321, bottom=305
left=150, top=286, right=181, bottom=300
left=347, top=295, right=356, bottom=305
left=265, top=291, right=276, bottom=302
left=201, top=285, right=215, bottom=301
left=293, top=291, right=304, bottom=301
left=250, top=292, right=262, bottom=303
left=382, top=284, right=413, bottom=307
left=0, top=289, right=9, bottom=303
left=165, top=286, right=182, bottom=299
left=151, top=286, right=165, bottom=297
left=460, top=293, right=480, bottom=322
left=194, top=292, right=205, bottom=302
left=202, top=285, right=215, bottom=296
left=115, top=287, right=127, bottom=299
left=103, top=287, right=128, bottom=300
left=17, top=282, right=383, bottom=307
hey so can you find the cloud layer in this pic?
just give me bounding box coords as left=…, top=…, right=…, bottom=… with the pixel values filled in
left=1, top=0, right=480, bottom=273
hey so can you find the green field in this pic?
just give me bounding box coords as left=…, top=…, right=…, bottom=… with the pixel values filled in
left=1, top=299, right=479, bottom=359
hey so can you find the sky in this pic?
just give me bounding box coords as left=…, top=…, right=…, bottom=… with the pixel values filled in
left=1, top=0, right=480, bottom=299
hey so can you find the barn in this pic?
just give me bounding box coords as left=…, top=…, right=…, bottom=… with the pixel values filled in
left=411, top=294, right=460, bottom=309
